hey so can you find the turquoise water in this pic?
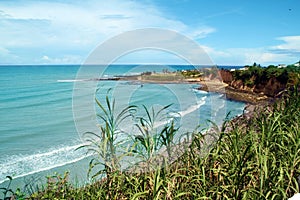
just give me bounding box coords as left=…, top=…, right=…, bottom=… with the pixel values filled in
left=0, top=65, right=245, bottom=188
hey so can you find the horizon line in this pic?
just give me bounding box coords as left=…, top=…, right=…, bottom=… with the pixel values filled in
left=0, top=63, right=247, bottom=67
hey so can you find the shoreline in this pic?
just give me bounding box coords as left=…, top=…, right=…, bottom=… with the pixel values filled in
left=198, top=83, right=272, bottom=105
left=116, top=75, right=274, bottom=136
left=117, top=75, right=271, bottom=137
left=116, top=75, right=272, bottom=105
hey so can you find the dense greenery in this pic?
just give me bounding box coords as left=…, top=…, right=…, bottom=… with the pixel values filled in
left=180, top=69, right=203, bottom=78
left=232, top=63, right=300, bottom=88
left=180, top=67, right=220, bottom=79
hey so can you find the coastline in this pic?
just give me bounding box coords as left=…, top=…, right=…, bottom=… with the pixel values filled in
left=199, top=83, right=271, bottom=104
left=114, top=73, right=274, bottom=142
left=117, top=74, right=272, bottom=105
left=116, top=74, right=269, bottom=141
left=116, top=74, right=273, bottom=138
left=8, top=67, right=297, bottom=199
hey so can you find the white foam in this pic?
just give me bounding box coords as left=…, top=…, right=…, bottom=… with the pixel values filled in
left=57, top=79, right=88, bottom=82
left=125, top=72, right=141, bottom=76
left=154, top=118, right=173, bottom=129
left=0, top=96, right=209, bottom=185
left=179, top=96, right=206, bottom=117
left=192, top=88, right=208, bottom=94
left=154, top=96, right=207, bottom=128
left=0, top=144, right=89, bottom=184
left=210, top=95, right=226, bottom=118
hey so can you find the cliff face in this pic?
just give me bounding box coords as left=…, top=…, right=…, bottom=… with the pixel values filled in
left=219, top=70, right=233, bottom=83
left=230, top=80, right=254, bottom=92
left=219, top=70, right=286, bottom=97
left=253, top=78, right=286, bottom=96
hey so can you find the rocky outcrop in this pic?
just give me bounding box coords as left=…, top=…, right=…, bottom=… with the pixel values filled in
left=218, top=69, right=287, bottom=97
left=219, top=70, right=233, bottom=83
left=230, top=80, right=254, bottom=92
left=253, top=77, right=286, bottom=96
left=229, top=77, right=286, bottom=97
left=224, top=86, right=269, bottom=104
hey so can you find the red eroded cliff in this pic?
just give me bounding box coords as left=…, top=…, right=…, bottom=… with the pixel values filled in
left=218, top=69, right=287, bottom=97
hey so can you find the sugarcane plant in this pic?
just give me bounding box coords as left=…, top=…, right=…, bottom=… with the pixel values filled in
left=79, top=94, right=137, bottom=179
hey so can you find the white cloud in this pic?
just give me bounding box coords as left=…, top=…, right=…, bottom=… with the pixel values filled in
left=0, top=0, right=215, bottom=64
left=201, top=45, right=229, bottom=57
left=42, top=55, right=50, bottom=61
left=212, top=47, right=297, bottom=66
left=204, top=36, right=300, bottom=66
left=39, top=55, right=83, bottom=64
left=243, top=49, right=285, bottom=65
left=248, top=36, right=300, bottom=65
left=271, top=36, right=300, bottom=55
left=3, top=1, right=298, bottom=66
left=187, top=27, right=216, bottom=39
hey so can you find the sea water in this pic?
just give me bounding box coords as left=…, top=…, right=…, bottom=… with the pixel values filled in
left=0, top=65, right=245, bottom=190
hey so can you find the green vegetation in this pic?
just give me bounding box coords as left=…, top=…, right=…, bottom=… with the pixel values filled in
left=141, top=72, right=184, bottom=82
left=180, top=67, right=220, bottom=80
left=2, top=86, right=300, bottom=199
left=232, top=63, right=300, bottom=88
left=133, top=104, right=176, bottom=168
left=180, top=69, right=203, bottom=78
left=79, top=94, right=137, bottom=178
left=0, top=176, right=26, bottom=200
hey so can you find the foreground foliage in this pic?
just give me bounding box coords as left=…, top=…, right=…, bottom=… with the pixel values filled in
left=3, top=88, right=299, bottom=199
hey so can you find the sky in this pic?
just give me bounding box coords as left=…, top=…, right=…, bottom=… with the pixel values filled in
left=0, top=0, right=299, bottom=66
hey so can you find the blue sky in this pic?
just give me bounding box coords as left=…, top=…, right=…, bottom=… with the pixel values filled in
left=0, top=0, right=299, bottom=65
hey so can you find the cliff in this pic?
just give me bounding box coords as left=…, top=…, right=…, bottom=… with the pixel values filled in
left=219, top=69, right=288, bottom=97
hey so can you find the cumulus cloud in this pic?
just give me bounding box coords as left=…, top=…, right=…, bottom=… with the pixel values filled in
left=39, top=55, right=83, bottom=64
left=1, top=0, right=297, bottom=66
left=270, top=36, right=300, bottom=55
left=206, top=36, right=300, bottom=66
left=248, top=36, right=300, bottom=65
left=41, top=55, right=50, bottom=61
left=0, top=0, right=215, bottom=64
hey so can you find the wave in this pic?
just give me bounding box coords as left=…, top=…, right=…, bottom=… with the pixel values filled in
left=210, top=95, right=226, bottom=119
left=179, top=96, right=206, bottom=117
left=0, top=65, right=246, bottom=187
left=57, top=79, right=88, bottom=82
left=124, top=72, right=141, bottom=76
left=191, top=88, right=208, bottom=94
left=155, top=96, right=207, bottom=128
left=0, top=144, right=88, bottom=185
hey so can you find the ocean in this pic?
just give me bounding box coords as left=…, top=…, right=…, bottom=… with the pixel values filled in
left=0, top=64, right=245, bottom=190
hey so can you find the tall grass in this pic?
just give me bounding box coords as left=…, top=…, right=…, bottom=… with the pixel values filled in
left=4, top=88, right=299, bottom=199
left=133, top=104, right=178, bottom=170
left=77, top=93, right=137, bottom=179
left=182, top=88, right=300, bottom=199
